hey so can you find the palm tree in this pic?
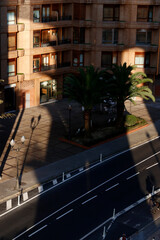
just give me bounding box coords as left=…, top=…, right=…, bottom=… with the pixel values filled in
left=108, top=63, right=155, bottom=127
left=64, top=65, right=107, bottom=134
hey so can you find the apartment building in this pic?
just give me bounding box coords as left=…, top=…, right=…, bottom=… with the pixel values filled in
left=0, top=0, right=160, bottom=112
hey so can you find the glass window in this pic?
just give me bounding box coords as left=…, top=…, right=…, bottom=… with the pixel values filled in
left=102, top=29, right=118, bottom=44
left=8, top=59, right=16, bottom=76
left=73, top=51, right=84, bottom=67
left=137, top=6, right=153, bottom=22
left=103, top=5, right=119, bottom=21
left=33, top=31, right=41, bottom=48
left=135, top=53, right=150, bottom=68
left=33, top=9, right=40, bottom=22
left=42, top=55, right=49, bottom=71
left=7, top=11, right=16, bottom=25
left=33, top=56, right=40, bottom=72
left=136, top=30, right=152, bottom=44
left=101, top=52, right=117, bottom=67
left=42, top=30, right=50, bottom=46
left=8, top=33, right=16, bottom=51
left=42, top=6, right=50, bottom=22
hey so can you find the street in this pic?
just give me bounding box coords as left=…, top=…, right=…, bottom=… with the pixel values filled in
left=1, top=137, right=160, bottom=240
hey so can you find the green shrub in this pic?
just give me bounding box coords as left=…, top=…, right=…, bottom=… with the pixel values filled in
left=125, top=114, right=137, bottom=127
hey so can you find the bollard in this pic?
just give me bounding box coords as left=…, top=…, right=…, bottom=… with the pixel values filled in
left=100, top=153, right=103, bottom=162
left=62, top=172, right=65, bottom=182
left=18, top=195, right=21, bottom=206
left=102, top=226, right=106, bottom=239
left=152, top=186, right=155, bottom=195
left=113, top=208, right=115, bottom=219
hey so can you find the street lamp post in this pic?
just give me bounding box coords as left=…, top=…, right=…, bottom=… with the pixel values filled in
left=10, top=136, right=25, bottom=190
left=68, top=105, right=72, bottom=140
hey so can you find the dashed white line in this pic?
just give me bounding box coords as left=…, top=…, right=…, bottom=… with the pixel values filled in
left=146, top=163, right=159, bottom=170
left=105, top=183, right=119, bottom=192
left=82, top=195, right=97, bottom=205
left=28, top=224, right=47, bottom=237
left=126, top=172, right=140, bottom=180
left=56, top=209, right=73, bottom=220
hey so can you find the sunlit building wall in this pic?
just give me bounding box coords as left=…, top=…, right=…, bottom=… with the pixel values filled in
left=0, top=0, right=160, bottom=112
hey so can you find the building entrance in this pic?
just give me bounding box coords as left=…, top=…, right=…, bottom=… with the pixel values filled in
left=4, top=86, right=16, bottom=112
left=40, top=79, right=57, bottom=104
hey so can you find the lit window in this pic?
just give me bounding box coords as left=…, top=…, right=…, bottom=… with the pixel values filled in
left=33, top=9, right=40, bottom=23
left=7, top=11, right=16, bottom=25
left=135, top=52, right=150, bottom=68
left=8, top=59, right=16, bottom=76
left=8, top=33, right=16, bottom=51
left=73, top=51, right=84, bottom=67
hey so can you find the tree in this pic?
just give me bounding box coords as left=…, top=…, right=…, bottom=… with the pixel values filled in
left=64, top=65, right=107, bottom=134
left=108, top=63, right=155, bottom=127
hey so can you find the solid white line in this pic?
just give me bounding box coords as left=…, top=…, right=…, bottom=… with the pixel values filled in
left=56, top=209, right=73, bottom=220
left=105, top=183, right=119, bottom=192
left=28, top=224, right=47, bottom=237
left=146, top=162, right=159, bottom=170
left=126, top=172, right=140, bottom=180
left=82, top=195, right=97, bottom=205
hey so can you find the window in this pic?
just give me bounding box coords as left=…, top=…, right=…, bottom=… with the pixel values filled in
left=103, top=5, right=119, bottom=21
left=102, top=29, right=118, bottom=44
left=42, top=54, right=49, bottom=70
left=33, top=9, right=40, bottom=22
left=136, top=30, right=151, bottom=45
left=41, top=30, right=50, bottom=46
left=101, top=52, right=117, bottom=67
left=8, top=33, right=16, bottom=51
left=8, top=59, right=16, bottom=76
left=7, top=11, right=16, bottom=25
left=74, top=4, right=85, bottom=20
left=135, top=52, right=150, bottom=68
left=33, top=56, right=40, bottom=72
left=73, top=28, right=85, bottom=44
left=42, top=5, right=50, bottom=22
left=73, top=51, right=84, bottom=67
left=137, top=6, right=153, bottom=22
left=33, top=31, right=41, bottom=48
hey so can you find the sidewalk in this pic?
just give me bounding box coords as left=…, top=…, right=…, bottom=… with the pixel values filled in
left=0, top=98, right=160, bottom=237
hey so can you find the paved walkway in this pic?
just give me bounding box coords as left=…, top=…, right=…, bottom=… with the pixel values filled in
left=1, top=98, right=160, bottom=239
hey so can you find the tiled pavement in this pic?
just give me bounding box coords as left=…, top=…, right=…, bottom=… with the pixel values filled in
left=1, top=98, right=160, bottom=238
left=0, top=98, right=160, bottom=183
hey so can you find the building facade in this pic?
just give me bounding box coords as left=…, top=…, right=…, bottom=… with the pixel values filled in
left=0, top=0, right=160, bottom=112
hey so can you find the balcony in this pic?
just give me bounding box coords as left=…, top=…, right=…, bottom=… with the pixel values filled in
left=42, top=15, right=72, bottom=23
left=8, top=75, right=18, bottom=84
left=17, top=73, right=24, bottom=82
left=17, top=23, right=25, bottom=32
left=17, top=49, right=25, bottom=57
left=33, top=62, right=71, bottom=73
left=58, top=39, right=71, bottom=45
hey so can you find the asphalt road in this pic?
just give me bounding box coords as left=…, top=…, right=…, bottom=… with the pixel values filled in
left=1, top=137, right=160, bottom=240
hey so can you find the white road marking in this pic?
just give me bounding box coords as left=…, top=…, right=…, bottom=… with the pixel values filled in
left=105, top=183, right=119, bottom=192
left=146, top=162, right=159, bottom=170
left=12, top=136, right=160, bottom=239
left=28, top=225, right=47, bottom=237
left=82, top=195, right=97, bottom=205
left=126, top=172, right=140, bottom=180
left=56, top=209, right=73, bottom=220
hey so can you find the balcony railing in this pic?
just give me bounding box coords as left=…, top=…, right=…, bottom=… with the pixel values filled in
left=42, top=15, right=72, bottom=23
left=58, top=39, right=71, bottom=45
left=33, top=62, right=71, bottom=72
